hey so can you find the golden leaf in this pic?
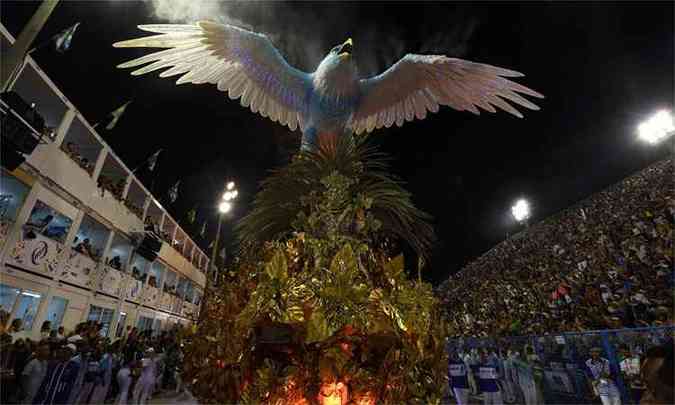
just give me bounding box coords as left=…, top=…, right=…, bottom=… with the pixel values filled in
left=385, top=254, right=405, bottom=278
left=265, top=249, right=288, bottom=282
left=306, top=309, right=332, bottom=343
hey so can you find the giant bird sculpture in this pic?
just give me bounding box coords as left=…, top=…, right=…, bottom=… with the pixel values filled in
left=114, top=21, right=543, bottom=150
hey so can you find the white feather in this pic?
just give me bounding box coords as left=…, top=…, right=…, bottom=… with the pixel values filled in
left=403, top=97, right=414, bottom=122
left=117, top=43, right=204, bottom=69
left=137, top=24, right=201, bottom=34
left=395, top=102, right=405, bottom=127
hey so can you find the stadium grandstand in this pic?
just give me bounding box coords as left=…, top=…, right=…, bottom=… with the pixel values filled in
left=438, top=159, right=674, bottom=338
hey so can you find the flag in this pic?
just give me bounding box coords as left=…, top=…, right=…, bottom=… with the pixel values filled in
left=168, top=180, right=180, bottom=203
left=187, top=207, right=196, bottom=224
left=200, top=221, right=207, bottom=237
left=53, top=22, right=80, bottom=53
left=147, top=149, right=162, bottom=171
left=104, top=101, right=132, bottom=130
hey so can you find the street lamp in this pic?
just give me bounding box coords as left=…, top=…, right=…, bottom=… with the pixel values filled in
left=637, top=110, right=674, bottom=145
left=210, top=181, right=238, bottom=280
left=511, top=199, right=531, bottom=224
left=218, top=201, right=232, bottom=213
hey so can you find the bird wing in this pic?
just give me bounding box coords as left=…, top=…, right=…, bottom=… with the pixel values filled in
left=350, top=54, right=543, bottom=135
left=113, top=21, right=311, bottom=131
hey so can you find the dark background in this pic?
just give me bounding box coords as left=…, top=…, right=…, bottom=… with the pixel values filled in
left=2, top=1, right=672, bottom=285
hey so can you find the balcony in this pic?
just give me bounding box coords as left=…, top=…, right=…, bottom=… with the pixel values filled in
left=124, top=180, right=147, bottom=221
left=60, top=118, right=101, bottom=177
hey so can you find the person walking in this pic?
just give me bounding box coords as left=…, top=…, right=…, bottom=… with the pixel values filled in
left=33, top=344, right=82, bottom=405
left=478, top=349, right=504, bottom=405
left=115, top=359, right=133, bottom=405
left=89, top=345, right=114, bottom=404
left=586, top=347, right=622, bottom=405
left=448, top=350, right=471, bottom=405
left=20, top=341, right=50, bottom=404
left=132, top=348, right=160, bottom=405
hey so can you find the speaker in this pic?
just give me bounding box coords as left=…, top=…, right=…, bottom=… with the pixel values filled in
left=1, top=141, right=25, bottom=171
left=0, top=92, right=45, bottom=133
left=1, top=92, right=45, bottom=171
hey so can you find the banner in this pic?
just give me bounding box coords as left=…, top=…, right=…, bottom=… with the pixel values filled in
left=7, top=232, right=64, bottom=276
left=61, top=250, right=98, bottom=287
left=142, top=285, right=160, bottom=307
left=172, top=295, right=183, bottom=314
left=96, top=265, right=124, bottom=297
left=126, top=276, right=143, bottom=302
left=159, top=291, right=174, bottom=311
left=182, top=302, right=195, bottom=319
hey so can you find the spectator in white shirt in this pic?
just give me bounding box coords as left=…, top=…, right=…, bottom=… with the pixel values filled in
left=619, top=344, right=645, bottom=403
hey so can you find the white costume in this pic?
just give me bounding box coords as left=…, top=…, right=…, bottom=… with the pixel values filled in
left=586, top=357, right=622, bottom=405
left=116, top=366, right=132, bottom=405
left=133, top=354, right=164, bottom=405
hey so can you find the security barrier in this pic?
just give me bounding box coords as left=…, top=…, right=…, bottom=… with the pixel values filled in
left=446, top=326, right=674, bottom=404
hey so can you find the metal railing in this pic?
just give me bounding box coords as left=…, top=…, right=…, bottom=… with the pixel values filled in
left=446, top=326, right=674, bottom=404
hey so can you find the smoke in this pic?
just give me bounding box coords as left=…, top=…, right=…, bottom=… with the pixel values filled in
left=419, top=18, right=479, bottom=58
left=146, top=0, right=251, bottom=28
left=143, top=1, right=480, bottom=75
left=144, top=0, right=326, bottom=70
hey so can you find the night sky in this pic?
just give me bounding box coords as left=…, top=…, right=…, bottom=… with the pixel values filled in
left=2, top=1, right=672, bottom=285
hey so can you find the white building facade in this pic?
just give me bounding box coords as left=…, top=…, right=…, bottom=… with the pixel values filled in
left=0, top=24, right=208, bottom=341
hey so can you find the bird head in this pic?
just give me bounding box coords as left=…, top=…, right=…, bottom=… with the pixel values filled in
left=316, top=38, right=357, bottom=80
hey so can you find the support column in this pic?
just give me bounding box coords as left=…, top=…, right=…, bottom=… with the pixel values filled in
left=91, top=149, right=108, bottom=183
left=1, top=0, right=60, bottom=91
left=54, top=210, right=83, bottom=286
left=52, top=108, right=76, bottom=148
left=121, top=177, right=132, bottom=200
left=157, top=212, right=166, bottom=231
left=141, top=195, right=151, bottom=223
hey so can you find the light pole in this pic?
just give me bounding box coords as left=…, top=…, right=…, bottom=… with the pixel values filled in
left=208, top=182, right=238, bottom=282
left=1, top=0, right=61, bottom=91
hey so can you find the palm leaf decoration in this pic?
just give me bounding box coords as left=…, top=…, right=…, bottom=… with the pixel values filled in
left=236, top=135, right=435, bottom=260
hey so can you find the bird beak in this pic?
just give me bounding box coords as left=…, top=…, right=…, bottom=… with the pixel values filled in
left=338, top=38, right=353, bottom=57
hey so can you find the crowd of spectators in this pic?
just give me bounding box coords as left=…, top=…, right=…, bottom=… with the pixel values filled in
left=62, top=142, right=94, bottom=175
left=107, top=255, right=124, bottom=271
left=72, top=237, right=101, bottom=262
left=97, top=175, right=126, bottom=200
left=0, top=310, right=186, bottom=404
left=131, top=266, right=147, bottom=283
left=124, top=200, right=144, bottom=220
left=438, top=159, right=674, bottom=337
left=162, top=280, right=178, bottom=296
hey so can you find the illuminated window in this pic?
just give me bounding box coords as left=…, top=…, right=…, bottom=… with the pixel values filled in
left=0, top=170, right=30, bottom=224
left=13, top=289, right=42, bottom=331
left=24, top=200, right=73, bottom=244
left=137, top=315, right=154, bottom=333
left=45, top=296, right=68, bottom=331
left=0, top=284, right=20, bottom=314
left=87, top=305, right=115, bottom=337
left=115, top=312, right=128, bottom=338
